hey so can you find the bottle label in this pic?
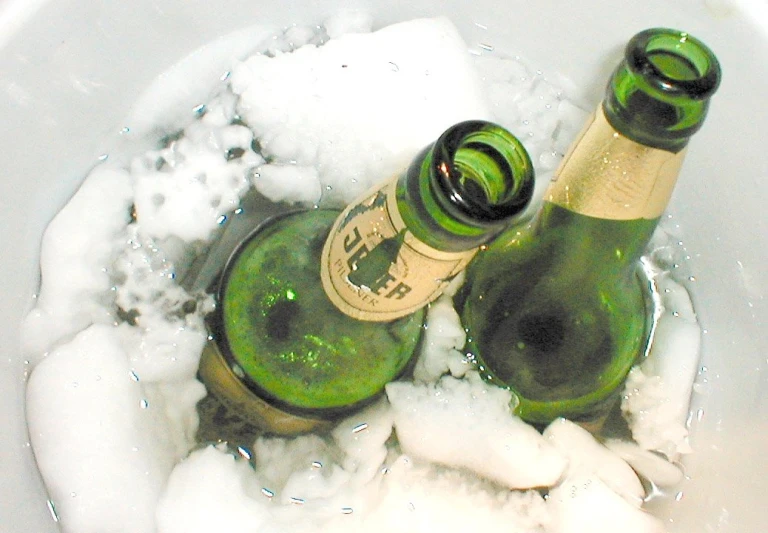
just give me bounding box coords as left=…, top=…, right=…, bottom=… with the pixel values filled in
left=547, top=106, right=686, bottom=220
left=321, top=178, right=476, bottom=322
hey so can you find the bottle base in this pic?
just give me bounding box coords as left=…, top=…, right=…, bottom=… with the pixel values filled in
left=196, top=341, right=333, bottom=442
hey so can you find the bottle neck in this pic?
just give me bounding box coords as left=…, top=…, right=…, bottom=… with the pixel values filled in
left=536, top=105, right=682, bottom=275
left=602, top=28, right=721, bottom=153
left=397, top=120, right=534, bottom=252
left=546, top=105, right=686, bottom=223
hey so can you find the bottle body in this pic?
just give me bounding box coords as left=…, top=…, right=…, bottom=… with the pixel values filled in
left=462, top=200, right=655, bottom=426
left=198, top=120, right=536, bottom=440
left=460, top=28, right=721, bottom=429
left=198, top=209, right=424, bottom=438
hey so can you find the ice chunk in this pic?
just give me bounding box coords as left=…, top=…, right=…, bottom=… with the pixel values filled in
left=411, top=295, right=470, bottom=383
left=323, top=10, right=374, bottom=39
left=548, top=475, right=666, bottom=533
left=21, top=166, right=133, bottom=357
left=117, top=320, right=207, bottom=383
left=144, top=379, right=208, bottom=458
left=605, top=439, right=684, bottom=489
left=125, top=24, right=277, bottom=137
left=623, top=270, right=701, bottom=459
left=252, top=164, right=322, bottom=205
left=387, top=375, right=566, bottom=489
left=252, top=434, right=336, bottom=498
left=26, top=325, right=177, bottom=533
left=348, top=455, right=551, bottom=533
left=132, top=122, right=254, bottom=242
left=232, top=17, right=492, bottom=205
left=543, top=418, right=644, bottom=505
left=156, top=446, right=269, bottom=533
left=332, top=399, right=395, bottom=488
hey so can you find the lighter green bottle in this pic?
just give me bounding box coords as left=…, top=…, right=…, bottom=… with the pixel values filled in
left=197, top=120, right=535, bottom=441
left=459, top=28, right=721, bottom=429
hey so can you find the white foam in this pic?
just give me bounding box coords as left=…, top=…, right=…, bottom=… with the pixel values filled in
left=387, top=375, right=567, bottom=489
left=155, top=403, right=552, bottom=533
left=252, top=164, right=322, bottom=205
left=131, top=122, right=258, bottom=242
left=26, top=325, right=179, bottom=533
left=231, top=17, right=492, bottom=205
left=21, top=166, right=133, bottom=358
left=156, top=445, right=270, bottom=533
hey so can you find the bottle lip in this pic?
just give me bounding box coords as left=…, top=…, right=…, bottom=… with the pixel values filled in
left=626, top=28, right=721, bottom=100
left=431, top=120, right=535, bottom=224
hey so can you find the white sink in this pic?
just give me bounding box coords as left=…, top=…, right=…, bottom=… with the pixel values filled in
left=1, top=0, right=766, bottom=531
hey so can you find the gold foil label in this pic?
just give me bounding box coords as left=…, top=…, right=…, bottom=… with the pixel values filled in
left=547, top=106, right=686, bottom=220
left=320, top=178, right=476, bottom=322
left=197, top=341, right=329, bottom=436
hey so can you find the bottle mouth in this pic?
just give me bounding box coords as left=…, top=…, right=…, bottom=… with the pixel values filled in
left=431, top=120, right=535, bottom=224
left=626, top=28, right=721, bottom=100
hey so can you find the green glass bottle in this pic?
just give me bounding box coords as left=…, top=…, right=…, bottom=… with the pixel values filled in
left=197, top=120, right=535, bottom=441
left=459, top=28, right=721, bottom=430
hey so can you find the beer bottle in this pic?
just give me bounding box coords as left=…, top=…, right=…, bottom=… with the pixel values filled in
left=197, top=120, right=535, bottom=442
left=459, top=28, right=721, bottom=429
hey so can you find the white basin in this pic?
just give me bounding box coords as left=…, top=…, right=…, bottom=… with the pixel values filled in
left=1, top=0, right=766, bottom=531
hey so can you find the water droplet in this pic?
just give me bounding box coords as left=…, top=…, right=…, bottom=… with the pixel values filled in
left=341, top=507, right=354, bottom=515
left=140, top=399, right=149, bottom=409
left=261, top=488, right=275, bottom=499
left=237, top=446, right=252, bottom=460
left=692, top=382, right=707, bottom=395
left=129, top=370, right=140, bottom=382
left=352, top=423, right=369, bottom=434
left=46, top=499, right=60, bottom=522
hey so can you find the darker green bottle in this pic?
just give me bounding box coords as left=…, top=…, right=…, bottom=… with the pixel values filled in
left=459, top=29, right=722, bottom=429
left=198, top=120, right=535, bottom=440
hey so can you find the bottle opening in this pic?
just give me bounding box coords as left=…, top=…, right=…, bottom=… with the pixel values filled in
left=432, top=120, right=535, bottom=223
left=627, top=29, right=721, bottom=100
